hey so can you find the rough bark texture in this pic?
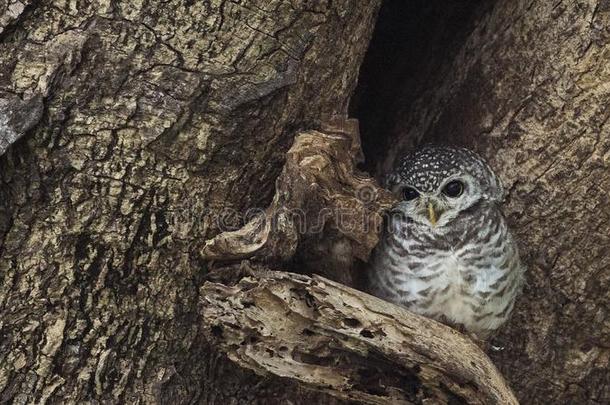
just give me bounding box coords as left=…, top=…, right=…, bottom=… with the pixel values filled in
left=0, top=1, right=383, bottom=403
left=354, top=1, right=610, bottom=404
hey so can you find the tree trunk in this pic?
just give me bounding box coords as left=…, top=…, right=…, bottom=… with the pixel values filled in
left=1, top=1, right=608, bottom=405
left=0, top=1, right=382, bottom=403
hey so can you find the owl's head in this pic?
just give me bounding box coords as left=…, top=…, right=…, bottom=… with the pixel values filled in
left=386, top=145, right=504, bottom=228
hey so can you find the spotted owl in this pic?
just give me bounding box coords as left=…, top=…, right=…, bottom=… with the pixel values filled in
left=368, top=145, right=524, bottom=339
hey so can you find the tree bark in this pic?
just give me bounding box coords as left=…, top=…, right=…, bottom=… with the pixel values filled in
left=0, top=1, right=383, bottom=403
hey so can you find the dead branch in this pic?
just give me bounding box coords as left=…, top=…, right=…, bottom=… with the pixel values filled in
left=201, top=268, right=518, bottom=405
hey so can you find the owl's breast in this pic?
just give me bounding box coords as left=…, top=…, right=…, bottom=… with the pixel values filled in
left=368, top=207, right=523, bottom=335
left=421, top=247, right=507, bottom=326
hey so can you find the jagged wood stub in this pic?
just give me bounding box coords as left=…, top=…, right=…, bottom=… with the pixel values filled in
left=201, top=118, right=396, bottom=285
left=201, top=267, right=518, bottom=405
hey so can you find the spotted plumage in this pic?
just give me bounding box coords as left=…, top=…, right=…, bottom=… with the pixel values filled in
left=368, top=145, right=524, bottom=339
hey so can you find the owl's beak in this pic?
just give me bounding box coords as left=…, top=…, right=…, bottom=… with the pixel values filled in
left=427, top=202, right=438, bottom=226
left=427, top=200, right=444, bottom=226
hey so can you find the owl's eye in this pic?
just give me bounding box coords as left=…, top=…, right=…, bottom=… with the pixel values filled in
left=443, top=180, right=464, bottom=198
left=402, top=187, right=420, bottom=201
